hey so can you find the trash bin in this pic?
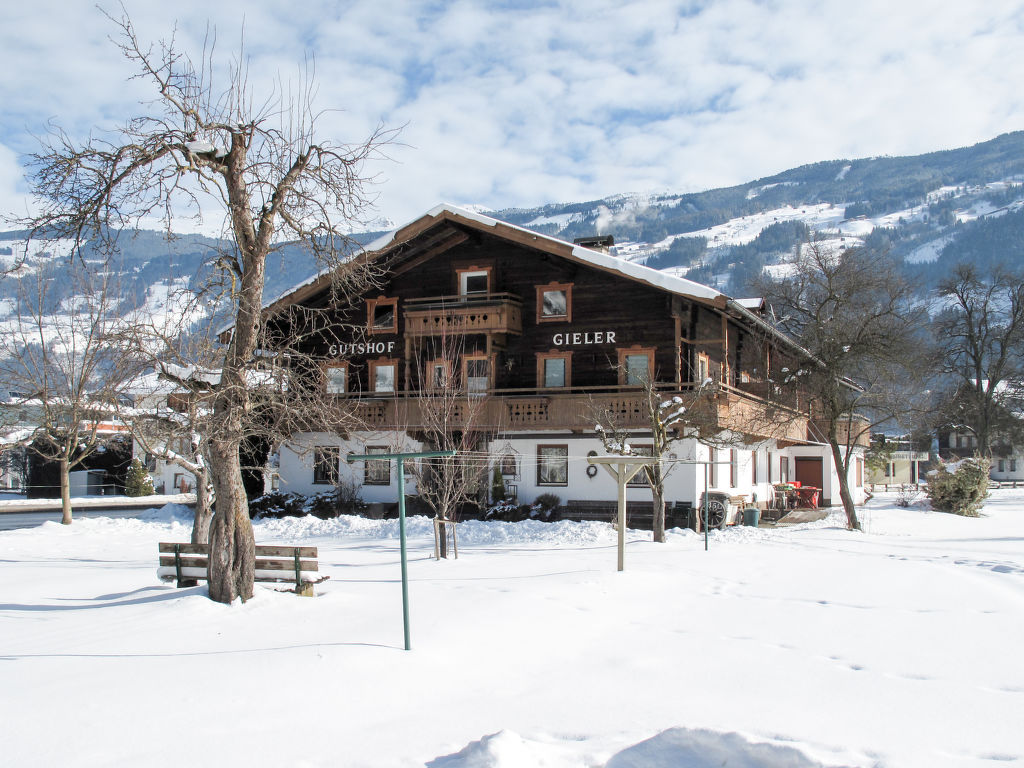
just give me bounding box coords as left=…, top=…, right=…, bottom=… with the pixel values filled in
left=742, top=506, right=760, bottom=527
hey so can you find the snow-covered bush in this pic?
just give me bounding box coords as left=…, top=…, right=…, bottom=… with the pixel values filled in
left=926, top=457, right=989, bottom=517
left=530, top=492, right=561, bottom=520
left=249, top=484, right=367, bottom=520
left=484, top=499, right=523, bottom=521
left=895, top=485, right=921, bottom=508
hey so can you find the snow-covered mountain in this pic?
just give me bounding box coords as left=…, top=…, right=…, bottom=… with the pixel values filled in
left=3, top=131, right=1024, bottom=344
left=490, top=130, right=1024, bottom=295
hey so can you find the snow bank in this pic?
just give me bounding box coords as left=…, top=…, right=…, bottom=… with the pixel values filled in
left=606, top=728, right=835, bottom=768
left=3, top=492, right=1023, bottom=767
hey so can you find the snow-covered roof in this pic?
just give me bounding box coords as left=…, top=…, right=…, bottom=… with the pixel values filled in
left=230, top=204, right=726, bottom=337
left=367, top=204, right=725, bottom=302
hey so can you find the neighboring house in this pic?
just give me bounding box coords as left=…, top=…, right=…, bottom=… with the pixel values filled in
left=1, top=391, right=130, bottom=496
left=122, top=371, right=199, bottom=495
left=937, top=380, right=1024, bottom=482
left=0, top=392, right=38, bottom=492
left=243, top=205, right=867, bottom=513
left=866, top=435, right=930, bottom=486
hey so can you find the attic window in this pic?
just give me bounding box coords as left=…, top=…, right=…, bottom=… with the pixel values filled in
left=536, top=282, right=573, bottom=323
left=367, top=297, right=398, bottom=334
left=458, top=267, right=491, bottom=295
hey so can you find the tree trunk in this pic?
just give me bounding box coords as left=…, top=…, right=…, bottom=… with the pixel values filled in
left=436, top=513, right=449, bottom=559
left=59, top=456, right=72, bottom=525
left=829, top=439, right=861, bottom=531
left=191, top=469, right=213, bottom=546
left=651, top=480, right=666, bottom=543
left=207, top=438, right=255, bottom=603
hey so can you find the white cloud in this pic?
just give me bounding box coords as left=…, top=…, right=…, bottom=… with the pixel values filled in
left=3, top=0, right=1024, bottom=227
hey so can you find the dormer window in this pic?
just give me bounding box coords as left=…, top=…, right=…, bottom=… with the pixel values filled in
left=536, top=282, right=573, bottom=323
left=367, top=297, right=398, bottom=334
left=458, top=267, right=491, bottom=295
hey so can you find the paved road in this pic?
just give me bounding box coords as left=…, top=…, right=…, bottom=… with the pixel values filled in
left=0, top=508, right=164, bottom=531
left=0, top=493, right=196, bottom=531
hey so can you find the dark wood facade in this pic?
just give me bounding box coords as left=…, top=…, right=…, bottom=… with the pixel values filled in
left=263, top=208, right=816, bottom=444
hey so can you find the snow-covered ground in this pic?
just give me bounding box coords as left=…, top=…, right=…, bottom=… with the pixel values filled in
left=2, top=492, right=1022, bottom=767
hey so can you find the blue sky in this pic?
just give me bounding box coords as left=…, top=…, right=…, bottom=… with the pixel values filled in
left=2, top=0, right=1023, bottom=230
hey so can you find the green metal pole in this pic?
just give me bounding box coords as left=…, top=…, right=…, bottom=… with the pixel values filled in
left=396, top=466, right=410, bottom=651
left=347, top=449, right=454, bottom=652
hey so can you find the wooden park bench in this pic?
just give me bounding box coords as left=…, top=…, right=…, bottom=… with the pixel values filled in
left=566, top=500, right=691, bottom=530
left=158, top=542, right=327, bottom=597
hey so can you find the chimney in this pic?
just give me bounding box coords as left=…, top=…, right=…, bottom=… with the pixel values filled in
left=573, top=235, right=615, bottom=254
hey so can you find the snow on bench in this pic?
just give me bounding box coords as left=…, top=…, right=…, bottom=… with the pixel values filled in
left=158, top=542, right=327, bottom=596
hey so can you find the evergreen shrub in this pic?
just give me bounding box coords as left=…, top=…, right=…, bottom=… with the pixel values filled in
left=926, top=457, right=989, bottom=517
left=125, top=458, right=154, bottom=497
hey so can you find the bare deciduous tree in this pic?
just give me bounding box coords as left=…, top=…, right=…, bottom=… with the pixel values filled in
left=593, top=369, right=717, bottom=542
left=757, top=240, right=928, bottom=530
left=0, top=259, right=134, bottom=523
left=21, top=11, right=394, bottom=602
left=933, top=263, right=1024, bottom=457
left=406, top=331, right=497, bottom=558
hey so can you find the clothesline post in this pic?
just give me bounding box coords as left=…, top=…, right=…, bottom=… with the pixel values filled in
left=346, top=449, right=456, bottom=651
left=587, top=454, right=658, bottom=571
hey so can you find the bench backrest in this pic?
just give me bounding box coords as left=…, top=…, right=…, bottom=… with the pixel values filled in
left=158, top=542, right=319, bottom=585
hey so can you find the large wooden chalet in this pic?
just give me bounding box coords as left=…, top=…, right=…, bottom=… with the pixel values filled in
left=259, top=205, right=867, bottom=515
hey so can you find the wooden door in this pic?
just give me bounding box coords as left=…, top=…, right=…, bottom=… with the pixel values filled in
left=794, top=457, right=824, bottom=489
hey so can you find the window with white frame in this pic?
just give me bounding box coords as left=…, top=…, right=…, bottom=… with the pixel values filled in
left=459, top=268, right=490, bottom=295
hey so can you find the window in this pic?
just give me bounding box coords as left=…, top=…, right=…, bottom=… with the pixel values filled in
left=426, top=358, right=452, bottom=391
left=767, top=452, right=774, bottom=483
left=618, top=346, right=655, bottom=386
left=751, top=451, right=758, bottom=484
left=536, top=282, right=573, bottom=323
left=313, top=446, right=340, bottom=485
left=998, top=459, right=1005, bottom=473
left=463, top=355, right=492, bottom=394
left=956, top=435, right=964, bottom=449
left=366, top=297, right=398, bottom=334
left=537, top=445, right=568, bottom=486
left=856, top=458, right=864, bottom=488
left=780, top=456, right=789, bottom=483
left=730, top=449, right=737, bottom=487
left=884, top=462, right=892, bottom=478
left=709, top=447, right=718, bottom=488
left=364, top=445, right=390, bottom=485
left=697, top=352, right=710, bottom=383
left=325, top=362, right=348, bottom=394
left=458, top=267, right=491, bottom=295
left=369, top=359, right=397, bottom=393
left=537, top=351, right=572, bottom=388
left=1012, top=459, right=1018, bottom=473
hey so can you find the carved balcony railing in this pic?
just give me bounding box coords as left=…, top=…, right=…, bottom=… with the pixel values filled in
left=402, top=293, right=523, bottom=337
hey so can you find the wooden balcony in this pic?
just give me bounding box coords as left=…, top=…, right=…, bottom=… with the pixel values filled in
left=347, top=384, right=811, bottom=442
left=402, top=293, right=522, bottom=338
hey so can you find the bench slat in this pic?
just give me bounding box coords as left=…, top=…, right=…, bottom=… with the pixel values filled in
left=159, top=556, right=319, bottom=571
left=157, top=566, right=322, bottom=583
left=159, top=542, right=317, bottom=558
left=256, top=545, right=318, bottom=558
